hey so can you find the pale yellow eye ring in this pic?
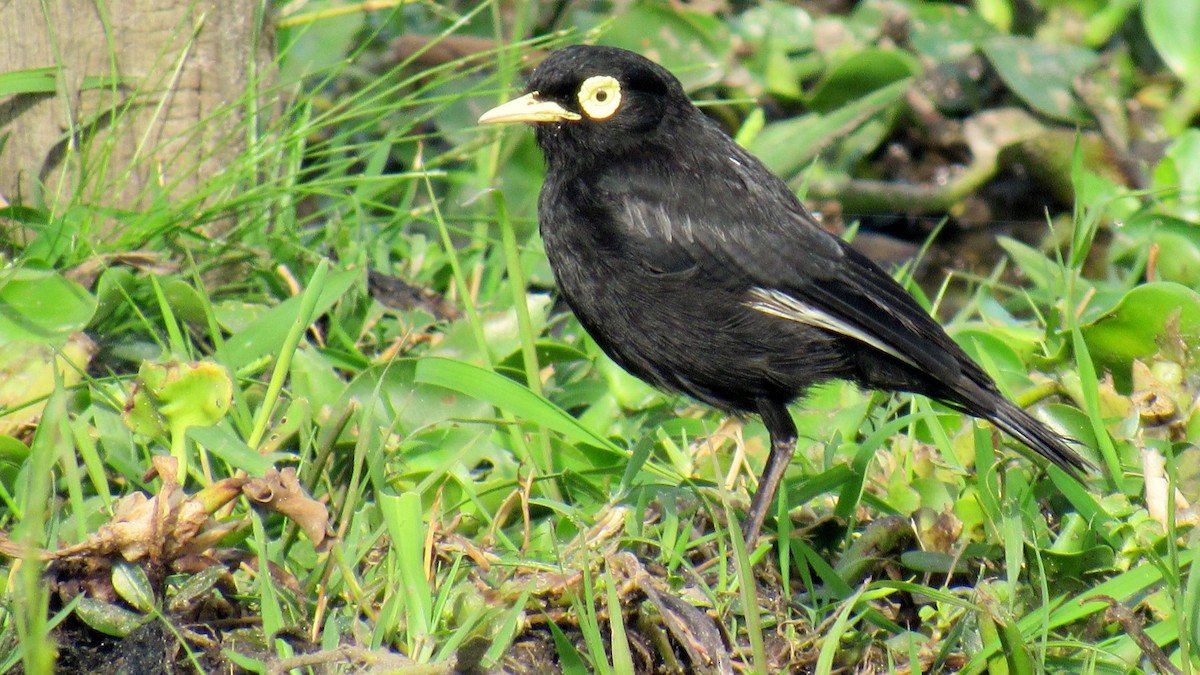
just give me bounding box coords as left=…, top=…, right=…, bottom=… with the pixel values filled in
left=577, top=75, right=622, bottom=120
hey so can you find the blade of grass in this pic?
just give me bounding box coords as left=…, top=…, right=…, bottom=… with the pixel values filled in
left=726, top=513, right=767, bottom=672
left=603, top=567, right=634, bottom=674
left=494, top=190, right=557, bottom=496
left=379, top=489, right=435, bottom=661
left=246, top=258, right=329, bottom=450
left=815, top=584, right=869, bottom=675
left=14, top=383, right=67, bottom=674
left=415, top=356, right=649, bottom=465
left=251, top=510, right=290, bottom=660
left=548, top=618, right=592, bottom=675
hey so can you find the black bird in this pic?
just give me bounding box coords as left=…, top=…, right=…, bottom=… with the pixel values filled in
left=479, top=45, right=1092, bottom=545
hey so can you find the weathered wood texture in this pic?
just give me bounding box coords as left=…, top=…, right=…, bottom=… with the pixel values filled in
left=0, top=1, right=273, bottom=226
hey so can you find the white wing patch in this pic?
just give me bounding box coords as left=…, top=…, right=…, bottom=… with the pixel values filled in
left=622, top=200, right=697, bottom=244
left=746, top=287, right=917, bottom=368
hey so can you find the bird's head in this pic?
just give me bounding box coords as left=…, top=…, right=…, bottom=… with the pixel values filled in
left=479, top=46, right=692, bottom=166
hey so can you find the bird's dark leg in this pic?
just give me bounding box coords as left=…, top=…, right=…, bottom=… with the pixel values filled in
left=742, top=401, right=798, bottom=546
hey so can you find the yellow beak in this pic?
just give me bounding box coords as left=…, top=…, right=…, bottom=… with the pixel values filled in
left=478, top=92, right=582, bottom=125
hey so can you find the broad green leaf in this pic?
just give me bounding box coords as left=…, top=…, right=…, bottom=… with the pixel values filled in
left=111, top=562, right=155, bottom=613
left=1148, top=230, right=1200, bottom=287
left=133, top=361, right=234, bottom=435
left=74, top=597, right=147, bottom=637
left=909, top=4, right=998, bottom=63
left=346, top=360, right=494, bottom=435
left=601, top=5, right=732, bottom=92
left=162, top=280, right=209, bottom=326
left=996, top=236, right=1060, bottom=292
left=983, top=36, right=1098, bottom=123
left=749, top=78, right=910, bottom=180
left=289, top=346, right=350, bottom=416
left=734, top=2, right=815, bottom=98
left=1152, top=129, right=1200, bottom=221
left=277, top=6, right=362, bottom=85
left=0, top=436, right=30, bottom=461
left=595, top=347, right=662, bottom=410
left=188, top=426, right=279, bottom=475
left=735, top=2, right=814, bottom=53
left=0, top=269, right=97, bottom=341
left=902, top=550, right=972, bottom=574
left=955, top=327, right=1027, bottom=375
left=414, top=356, right=623, bottom=456
left=433, top=294, right=551, bottom=365
left=975, top=0, right=1013, bottom=31
left=220, top=268, right=358, bottom=371
left=806, top=48, right=921, bottom=112
left=1081, top=282, right=1200, bottom=377
left=1143, top=0, right=1200, bottom=87
left=0, top=334, right=95, bottom=436
left=92, top=267, right=137, bottom=326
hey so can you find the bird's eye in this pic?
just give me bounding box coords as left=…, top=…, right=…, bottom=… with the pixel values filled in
left=577, top=75, right=622, bottom=120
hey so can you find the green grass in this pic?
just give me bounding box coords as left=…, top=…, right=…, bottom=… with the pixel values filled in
left=1, top=0, right=1199, bottom=673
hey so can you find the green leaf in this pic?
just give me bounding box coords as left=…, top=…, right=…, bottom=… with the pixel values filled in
left=0, top=66, right=127, bottom=95
left=0, top=269, right=97, bottom=341
left=414, top=357, right=623, bottom=456
left=1143, top=0, right=1200, bottom=87
left=601, top=5, right=732, bottom=92
left=92, top=266, right=137, bottom=326
left=983, top=36, right=1098, bottom=123
left=162, top=279, right=209, bottom=326
left=955, top=328, right=1027, bottom=375
left=277, top=5, right=362, bottom=85
left=996, top=236, right=1060, bottom=292
left=1081, top=282, right=1200, bottom=377
left=1149, top=230, right=1200, bottom=286
left=0, top=436, right=30, bottom=461
left=0, top=334, right=94, bottom=436
left=734, top=2, right=815, bottom=99
left=0, top=67, right=56, bottom=95
left=604, top=568, right=634, bottom=674
left=1152, top=129, right=1200, bottom=221
left=1108, top=213, right=1200, bottom=284
left=73, top=597, right=147, bottom=637
left=909, top=4, right=998, bottom=63
left=347, top=360, right=494, bottom=435
left=0, top=67, right=130, bottom=96
left=902, top=550, right=971, bottom=574
left=806, top=48, right=921, bottom=112
left=975, top=0, right=1013, bottom=31
left=112, top=562, right=155, bottom=613
left=735, top=2, right=814, bottom=53
left=136, top=361, right=234, bottom=435
left=168, top=566, right=230, bottom=614
left=379, top=490, right=433, bottom=654
left=548, top=619, right=590, bottom=675
left=188, top=426, right=279, bottom=475
left=220, top=268, right=358, bottom=371
left=749, top=78, right=910, bottom=180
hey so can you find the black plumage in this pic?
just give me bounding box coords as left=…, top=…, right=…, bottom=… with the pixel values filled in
left=480, top=45, right=1092, bottom=545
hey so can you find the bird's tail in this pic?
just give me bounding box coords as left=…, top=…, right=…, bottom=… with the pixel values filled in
left=969, top=392, right=1094, bottom=480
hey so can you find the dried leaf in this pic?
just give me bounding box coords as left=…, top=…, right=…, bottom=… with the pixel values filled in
left=243, top=468, right=332, bottom=549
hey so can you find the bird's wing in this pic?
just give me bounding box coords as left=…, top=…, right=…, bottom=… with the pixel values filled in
left=764, top=236, right=965, bottom=383
left=604, top=146, right=966, bottom=383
